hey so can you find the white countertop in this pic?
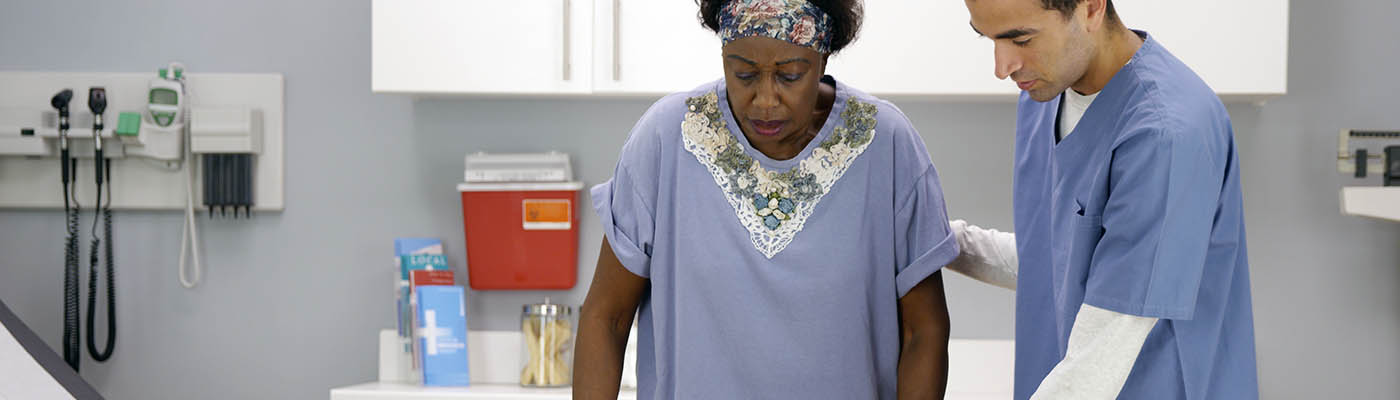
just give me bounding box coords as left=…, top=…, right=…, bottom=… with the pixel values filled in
left=346, top=331, right=1013, bottom=399
left=329, top=382, right=1011, bottom=400
left=330, top=382, right=636, bottom=400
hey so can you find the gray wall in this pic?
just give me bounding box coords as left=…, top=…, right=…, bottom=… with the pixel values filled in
left=0, top=0, right=1395, bottom=399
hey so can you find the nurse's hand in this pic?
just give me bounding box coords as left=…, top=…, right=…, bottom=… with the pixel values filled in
left=944, top=220, right=1018, bottom=290
left=574, top=238, right=648, bottom=400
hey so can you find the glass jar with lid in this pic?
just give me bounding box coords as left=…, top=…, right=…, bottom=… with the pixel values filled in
left=520, top=300, right=573, bottom=387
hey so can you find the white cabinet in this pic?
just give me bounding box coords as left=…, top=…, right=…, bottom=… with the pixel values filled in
left=371, top=0, right=592, bottom=95
left=592, top=0, right=724, bottom=95
left=1115, top=0, right=1289, bottom=97
left=371, top=0, right=1287, bottom=100
left=828, top=0, right=1288, bottom=100
left=825, top=0, right=1002, bottom=98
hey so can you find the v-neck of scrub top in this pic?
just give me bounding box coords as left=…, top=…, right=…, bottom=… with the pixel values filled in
left=1056, top=88, right=1100, bottom=142
left=1047, top=43, right=1150, bottom=192
left=717, top=75, right=848, bottom=171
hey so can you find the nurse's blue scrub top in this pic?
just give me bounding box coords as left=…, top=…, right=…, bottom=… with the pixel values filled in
left=1012, top=32, right=1259, bottom=399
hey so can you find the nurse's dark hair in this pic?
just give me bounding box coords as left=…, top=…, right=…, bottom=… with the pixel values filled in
left=696, top=0, right=863, bottom=53
left=1042, top=0, right=1119, bottom=22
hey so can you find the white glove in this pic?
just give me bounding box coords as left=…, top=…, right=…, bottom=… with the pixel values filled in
left=944, top=219, right=1018, bottom=290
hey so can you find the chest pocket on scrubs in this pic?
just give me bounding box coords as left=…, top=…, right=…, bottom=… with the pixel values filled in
left=1069, top=196, right=1104, bottom=260
left=1069, top=214, right=1104, bottom=264
left=1053, top=198, right=1104, bottom=305
left=1067, top=195, right=1105, bottom=283
left=1054, top=214, right=1101, bottom=308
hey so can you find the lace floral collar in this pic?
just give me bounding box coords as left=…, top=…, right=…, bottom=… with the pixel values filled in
left=680, top=88, right=878, bottom=258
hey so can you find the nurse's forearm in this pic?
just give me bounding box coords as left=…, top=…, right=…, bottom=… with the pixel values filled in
left=898, top=272, right=951, bottom=400
left=944, top=220, right=1018, bottom=290
left=1029, top=304, right=1158, bottom=400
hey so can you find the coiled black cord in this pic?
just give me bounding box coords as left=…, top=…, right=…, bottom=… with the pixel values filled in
left=63, top=157, right=80, bottom=371
left=86, top=159, right=115, bottom=362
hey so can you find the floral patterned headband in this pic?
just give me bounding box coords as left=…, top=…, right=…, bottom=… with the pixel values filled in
left=718, top=0, right=834, bottom=54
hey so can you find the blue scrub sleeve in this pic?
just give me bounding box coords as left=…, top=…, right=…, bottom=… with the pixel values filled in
left=1083, top=126, right=1223, bottom=320
left=591, top=164, right=656, bottom=279
left=894, top=165, right=960, bottom=298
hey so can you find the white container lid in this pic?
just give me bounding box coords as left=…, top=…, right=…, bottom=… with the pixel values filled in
left=457, top=182, right=584, bottom=192
left=464, top=152, right=573, bottom=183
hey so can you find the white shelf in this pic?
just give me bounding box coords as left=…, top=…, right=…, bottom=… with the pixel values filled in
left=330, top=383, right=636, bottom=400
left=1341, top=186, right=1400, bottom=222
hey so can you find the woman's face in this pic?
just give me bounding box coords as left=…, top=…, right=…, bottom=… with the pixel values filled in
left=722, top=36, right=827, bottom=153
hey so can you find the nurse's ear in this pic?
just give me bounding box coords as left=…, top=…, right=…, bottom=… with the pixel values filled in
left=1080, top=0, right=1117, bottom=34
left=1080, top=0, right=1103, bottom=31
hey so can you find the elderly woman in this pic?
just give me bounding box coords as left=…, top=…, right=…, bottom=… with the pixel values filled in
left=575, top=1, right=959, bottom=398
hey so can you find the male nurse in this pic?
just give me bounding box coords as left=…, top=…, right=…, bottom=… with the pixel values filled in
left=949, top=0, right=1259, bottom=398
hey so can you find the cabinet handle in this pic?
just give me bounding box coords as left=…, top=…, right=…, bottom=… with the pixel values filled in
left=562, top=0, right=572, bottom=81
left=612, top=0, right=621, bottom=81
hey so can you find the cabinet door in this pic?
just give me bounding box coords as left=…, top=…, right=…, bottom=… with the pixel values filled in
left=826, top=0, right=1287, bottom=99
left=593, top=0, right=725, bottom=95
left=825, top=0, right=1008, bottom=98
left=372, top=0, right=592, bottom=95
left=1115, top=0, right=1288, bottom=97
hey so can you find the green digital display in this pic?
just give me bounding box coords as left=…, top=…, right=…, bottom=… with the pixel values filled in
left=149, top=88, right=178, bottom=105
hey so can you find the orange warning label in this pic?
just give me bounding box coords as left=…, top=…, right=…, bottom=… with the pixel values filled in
left=522, top=199, right=571, bottom=230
